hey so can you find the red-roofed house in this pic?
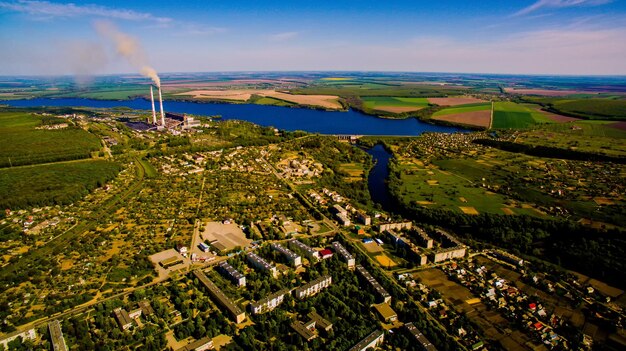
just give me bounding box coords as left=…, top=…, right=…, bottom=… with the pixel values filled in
left=319, top=249, right=333, bottom=259
left=529, top=303, right=537, bottom=311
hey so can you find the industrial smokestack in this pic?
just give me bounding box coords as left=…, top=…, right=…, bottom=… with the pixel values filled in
left=150, top=85, right=157, bottom=124
left=158, top=86, right=165, bottom=126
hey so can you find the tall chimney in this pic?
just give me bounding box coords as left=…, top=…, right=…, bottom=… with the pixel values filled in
left=150, top=85, right=157, bottom=124
left=158, top=86, right=165, bottom=126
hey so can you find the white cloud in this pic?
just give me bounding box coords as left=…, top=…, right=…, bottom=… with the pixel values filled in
left=0, top=0, right=172, bottom=23
left=267, top=31, right=299, bottom=42
left=514, top=0, right=612, bottom=16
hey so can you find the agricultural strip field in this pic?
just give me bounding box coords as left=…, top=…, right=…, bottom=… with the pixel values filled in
left=0, top=160, right=122, bottom=209
left=491, top=102, right=555, bottom=129
left=427, top=97, right=487, bottom=106
left=431, top=103, right=492, bottom=128
left=0, top=110, right=102, bottom=167
left=174, top=89, right=342, bottom=109
left=360, top=96, right=430, bottom=113
left=431, top=111, right=491, bottom=128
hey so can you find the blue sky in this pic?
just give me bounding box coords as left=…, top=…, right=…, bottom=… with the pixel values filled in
left=1, top=0, right=625, bottom=75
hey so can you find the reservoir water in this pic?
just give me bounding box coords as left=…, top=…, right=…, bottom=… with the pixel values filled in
left=2, top=98, right=464, bottom=136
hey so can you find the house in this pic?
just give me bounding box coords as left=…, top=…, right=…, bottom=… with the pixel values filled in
left=356, top=211, right=371, bottom=225
left=373, top=303, right=397, bottom=323
left=319, top=249, right=333, bottom=259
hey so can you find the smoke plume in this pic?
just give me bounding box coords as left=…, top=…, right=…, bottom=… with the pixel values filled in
left=94, top=20, right=161, bottom=87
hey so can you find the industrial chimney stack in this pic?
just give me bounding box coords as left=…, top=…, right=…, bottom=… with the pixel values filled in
left=158, top=87, right=165, bottom=126
left=150, top=85, right=157, bottom=124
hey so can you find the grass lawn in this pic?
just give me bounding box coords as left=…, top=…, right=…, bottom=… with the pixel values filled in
left=0, top=110, right=102, bottom=167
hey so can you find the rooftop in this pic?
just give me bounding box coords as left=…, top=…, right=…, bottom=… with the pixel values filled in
left=193, top=270, right=244, bottom=317
left=405, top=322, right=437, bottom=351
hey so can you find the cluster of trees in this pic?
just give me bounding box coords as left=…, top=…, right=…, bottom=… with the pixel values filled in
left=0, top=160, right=122, bottom=210
left=474, top=138, right=626, bottom=163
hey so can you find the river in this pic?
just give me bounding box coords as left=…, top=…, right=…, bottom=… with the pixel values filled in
left=2, top=98, right=464, bottom=136
left=365, top=144, right=397, bottom=212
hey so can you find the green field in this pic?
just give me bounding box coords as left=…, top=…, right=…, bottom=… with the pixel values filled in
left=0, top=160, right=122, bottom=209
left=432, top=103, right=491, bottom=117
left=491, top=102, right=554, bottom=129
left=390, top=159, right=540, bottom=217
left=0, top=110, right=102, bottom=167
left=525, top=97, right=626, bottom=120
left=361, top=96, right=430, bottom=109
left=249, top=95, right=296, bottom=107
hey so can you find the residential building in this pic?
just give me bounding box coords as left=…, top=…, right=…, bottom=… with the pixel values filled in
left=246, top=252, right=277, bottom=278
left=48, top=320, right=68, bottom=351
left=349, top=330, right=385, bottom=351
left=332, top=204, right=347, bottom=216
left=193, top=270, right=246, bottom=323
left=356, top=211, right=371, bottom=225
left=289, top=239, right=319, bottom=261
left=356, top=265, right=391, bottom=303
left=414, top=227, right=434, bottom=249
left=175, top=336, right=214, bottom=351
left=271, top=243, right=302, bottom=267
left=336, top=213, right=351, bottom=226
left=378, top=222, right=412, bottom=233
left=113, top=308, right=133, bottom=330
left=291, top=321, right=317, bottom=342
left=405, top=322, right=437, bottom=351
left=218, top=261, right=246, bottom=287
left=295, top=275, right=332, bottom=299
left=332, top=241, right=355, bottom=269
left=431, top=247, right=466, bottom=263
left=249, top=289, right=289, bottom=314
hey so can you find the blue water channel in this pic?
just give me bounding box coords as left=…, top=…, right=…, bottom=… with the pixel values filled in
left=2, top=98, right=465, bottom=136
